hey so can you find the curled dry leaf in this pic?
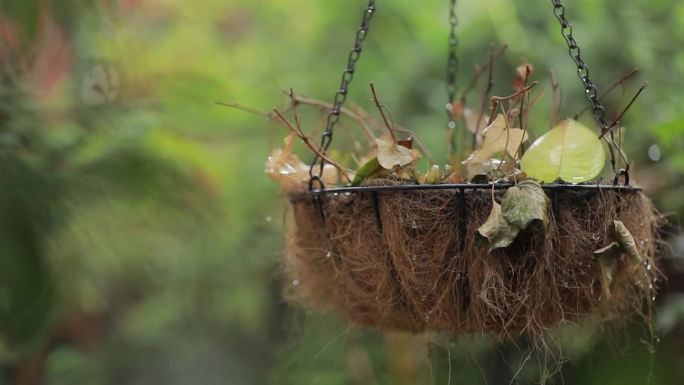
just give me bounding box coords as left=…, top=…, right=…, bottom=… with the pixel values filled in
left=466, top=114, right=528, bottom=164
left=476, top=201, right=519, bottom=252
left=594, top=242, right=621, bottom=300
left=501, top=179, right=550, bottom=230
left=592, top=220, right=641, bottom=299
left=463, top=114, right=528, bottom=180
left=476, top=179, right=550, bottom=252
left=611, top=220, right=641, bottom=263
left=376, top=138, right=420, bottom=170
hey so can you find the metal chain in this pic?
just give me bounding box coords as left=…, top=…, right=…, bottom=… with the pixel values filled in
left=446, top=0, right=459, bottom=152
left=550, top=0, right=630, bottom=185
left=308, top=0, right=377, bottom=191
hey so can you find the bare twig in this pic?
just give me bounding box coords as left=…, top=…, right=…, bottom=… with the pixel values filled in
left=458, top=44, right=508, bottom=104
left=488, top=82, right=539, bottom=126
left=549, top=70, right=560, bottom=127
left=216, top=101, right=271, bottom=118
left=369, top=82, right=397, bottom=142
left=272, top=108, right=351, bottom=183
left=517, top=65, right=531, bottom=155
left=288, top=94, right=375, bottom=144
left=574, top=67, right=639, bottom=120
left=474, top=45, right=498, bottom=148
left=600, top=81, right=648, bottom=138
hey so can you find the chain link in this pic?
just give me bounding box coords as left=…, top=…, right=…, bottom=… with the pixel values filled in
left=309, top=0, right=377, bottom=191
left=550, top=0, right=630, bottom=184
left=446, top=0, right=459, bottom=152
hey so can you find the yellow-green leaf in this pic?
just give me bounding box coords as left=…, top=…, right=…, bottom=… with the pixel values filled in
left=521, top=119, right=605, bottom=183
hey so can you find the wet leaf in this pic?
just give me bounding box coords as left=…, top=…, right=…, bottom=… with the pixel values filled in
left=501, top=179, right=549, bottom=230
left=376, top=138, right=419, bottom=170
left=476, top=201, right=520, bottom=252
left=611, top=220, right=641, bottom=263
left=265, top=134, right=338, bottom=192
left=521, top=119, right=605, bottom=183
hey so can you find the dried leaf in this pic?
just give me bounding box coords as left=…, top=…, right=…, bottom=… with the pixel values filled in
left=611, top=220, right=641, bottom=263
left=476, top=179, right=550, bottom=252
left=264, top=133, right=310, bottom=192
left=476, top=201, right=520, bottom=252
left=501, top=179, right=550, bottom=230
left=521, top=119, right=606, bottom=183
left=265, top=134, right=338, bottom=192
left=376, top=138, right=419, bottom=170
left=464, top=114, right=528, bottom=165
left=513, top=63, right=534, bottom=91
left=594, top=242, right=620, bottom=300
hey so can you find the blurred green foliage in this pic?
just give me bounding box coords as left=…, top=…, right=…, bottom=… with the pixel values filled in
left=0, top=0, right=683, bottom=384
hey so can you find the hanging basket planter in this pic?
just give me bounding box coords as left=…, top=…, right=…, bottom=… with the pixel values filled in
left=236, top=0, right=663, bottom=341
left=284, top=183, right=658, bottom=336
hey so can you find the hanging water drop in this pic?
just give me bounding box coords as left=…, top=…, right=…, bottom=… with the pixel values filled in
left=292, top=279, right=300, bottom=287
left=265, top=216, right=273, bottom=223
left=326, top=250, right=333, bottom=258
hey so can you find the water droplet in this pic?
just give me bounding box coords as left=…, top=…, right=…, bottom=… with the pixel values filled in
left=343, top=192, right=352, bottom=197
left=652, top=296, right=656, bottom=302
left=411, top=255, right=417, bottom=262
left=292, top=279, right=300, bottom=287
left=656, top=337, right=661, bottom=343
left=648, top=144, right=661, bottom=162
left=265, top=216, right=272, bottom=223
left=647, top=263, right=652, bottom=271
left=333, top=192, right=339, bottom=197
left=591, top=233, right=600, bottom=241
left=411, top=220, right=418, bottom=230
left=421, top=295, right=427, bottom=302
left=326, top=250, right=333, bottom=258
left=449, top=342, right=456, bottom=348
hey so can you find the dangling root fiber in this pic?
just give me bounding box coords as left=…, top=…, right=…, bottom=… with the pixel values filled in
left=283, top=183, right=661, bottom=341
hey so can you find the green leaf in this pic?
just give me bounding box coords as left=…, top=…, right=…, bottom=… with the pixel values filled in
left=521, top=119, right=606, bottom=183
left=476, top=201, right=519, bottom=252
left=350, top=157, right=382, bottom=186
left=501, top=179, right=550, bottom=230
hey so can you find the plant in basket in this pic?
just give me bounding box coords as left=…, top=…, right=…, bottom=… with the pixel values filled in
left=226, top=0, right=662, bottom=359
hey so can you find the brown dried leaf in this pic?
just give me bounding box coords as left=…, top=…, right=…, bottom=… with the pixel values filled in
left=376, top=138, right=420, bottom=170
left=464, top=114, right=528, bottom=165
